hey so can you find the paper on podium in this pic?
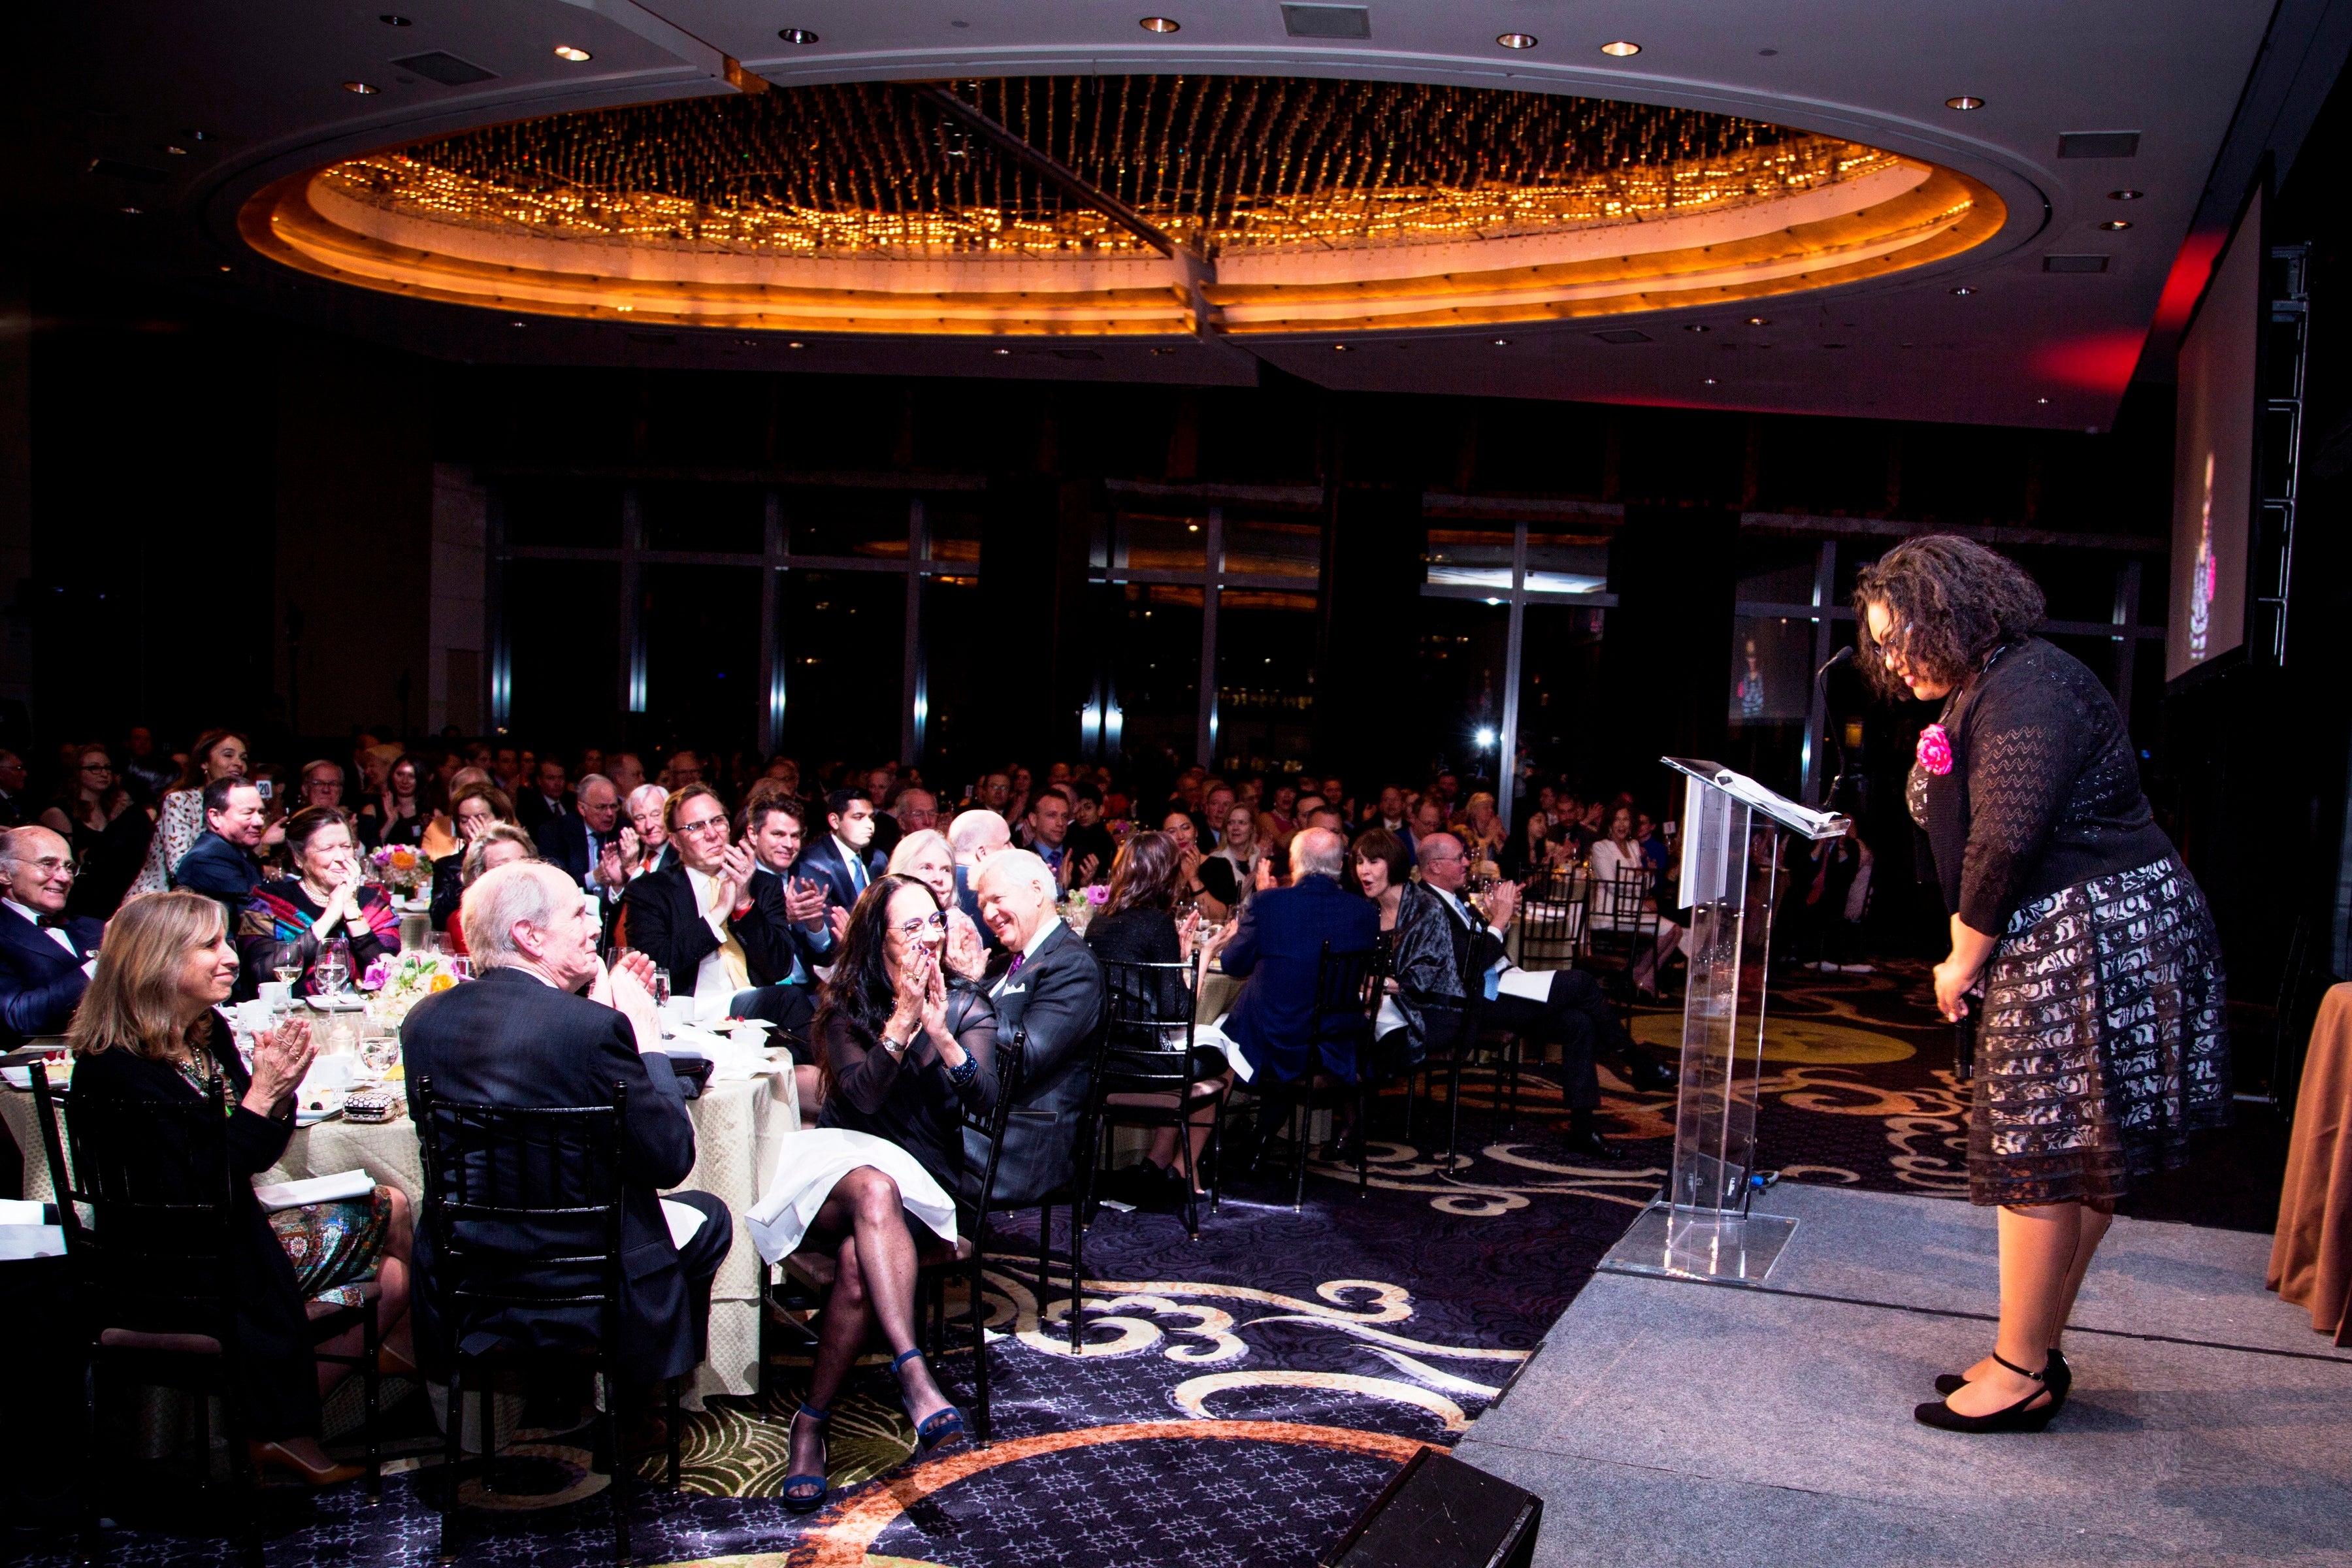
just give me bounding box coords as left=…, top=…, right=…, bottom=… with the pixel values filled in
left=1663, top=758, right=1849, bottom=840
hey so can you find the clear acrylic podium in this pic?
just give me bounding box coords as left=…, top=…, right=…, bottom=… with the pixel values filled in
left=1599, top=757, right=1849, bottom=1286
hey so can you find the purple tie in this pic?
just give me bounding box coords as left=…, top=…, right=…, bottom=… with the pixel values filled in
left=1008, top=953, right=1024, bottom=977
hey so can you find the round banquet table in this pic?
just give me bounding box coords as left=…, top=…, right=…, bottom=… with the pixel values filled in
left=2, top=1066, right=798, bottom=1403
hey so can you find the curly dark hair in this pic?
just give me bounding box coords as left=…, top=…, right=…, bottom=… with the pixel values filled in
left=812, top=873, right=944, bottom=1103
left=1852, top=535, right=2046, bottom=698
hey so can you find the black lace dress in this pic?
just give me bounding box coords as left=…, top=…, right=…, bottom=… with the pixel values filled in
left=1909, top=636, right=2229, bottom=1207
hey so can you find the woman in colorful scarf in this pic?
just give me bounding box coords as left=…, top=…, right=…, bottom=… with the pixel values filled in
left=238, top=806, right=402, bottom=996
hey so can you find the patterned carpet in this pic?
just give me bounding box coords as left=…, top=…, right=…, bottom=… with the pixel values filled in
left=20, top=958, right=2225, bottom=1568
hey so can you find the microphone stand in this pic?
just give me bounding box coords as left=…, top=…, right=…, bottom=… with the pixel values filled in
left=1814, top=645, right=1855, bottom=811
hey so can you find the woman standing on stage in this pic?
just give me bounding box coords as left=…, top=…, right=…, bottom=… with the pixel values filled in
left=1858, top=535, right=2228, bottom=1433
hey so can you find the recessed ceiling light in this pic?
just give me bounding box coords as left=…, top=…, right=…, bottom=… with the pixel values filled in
left=218, top=264, right=232, bottom=272
left=1705, top=378, right=1719, bottom=385
left=994, top=347, right=1013, bottom=355
left=1331, top=343, right=1352, bottom=351
left=1746, top=316, right=1771, bottom=325
left=1139, top=16, right=1180, bottom=33
left=380, top=14, right=412, bottom=25
left=788, top=340, right=805, bottom=349
left=1150, top=346, right=1176, bottom=355
left=2099, top=219, right=2132, bottom=231
left=2036, top=397, right=2050, bottom=404
left=777, top=27, right=819, bottom=44
left=2108, top=189, right=2145, bottom=201
left=119, top=206, right=142, bottom=216
left=343, top=80, right=380, bottom=94
left=1946, top=95, right=1984, bottom=110
left=1599, top=40, right=1642, bottom=57
left=1950, top=286, right=1976, bottom=296
left=510, top=319, right=527, bottom=327
left=1496, top=32, right=1537, bottom=49
left=554, top=44, right=592, bottom=61
left=161, top=144, right=189, bottom=156
left=1684, top=323, right=1710, bottom=333
left=1491, top=338, right=1512, bottom=346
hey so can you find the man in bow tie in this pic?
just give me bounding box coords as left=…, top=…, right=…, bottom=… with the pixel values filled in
left=0, top=826, right=103, bottom=1050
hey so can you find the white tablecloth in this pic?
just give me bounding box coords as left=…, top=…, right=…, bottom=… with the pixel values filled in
left=3, top=1068, right=798, bottom=1401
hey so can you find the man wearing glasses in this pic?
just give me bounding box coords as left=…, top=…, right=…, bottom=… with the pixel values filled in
left=617, top=783, right=802, bottom=1024
left=0, top=825, right=102, bottom=1049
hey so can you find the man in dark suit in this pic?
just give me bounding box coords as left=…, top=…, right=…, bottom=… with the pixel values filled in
left=172, top=777, right=269, bottom=934
left=739, top=794, right=837, bottom=1002
left=538, top=773, right=629, bottom=928
left=400, top=860, right=730, bottom=1400
left=964, top=849, right=1104, bottom=1206
left=618, top=784, right=802, bottom=1019
left=0, top=826, right=102, bottom=1049
left=516, top=756, right=574, bottom=834
left=1218, top=828, right=1381, bottom=1085
left=1414, top=830, right=1664, bottom=1159
left=791, top=787, right=886, bottom=915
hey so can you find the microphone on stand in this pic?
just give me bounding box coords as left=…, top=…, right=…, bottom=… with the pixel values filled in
left=1814, top=645, right=1855, bottom=811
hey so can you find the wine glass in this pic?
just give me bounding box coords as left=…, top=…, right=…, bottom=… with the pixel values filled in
left=274, top=956, right=304, bottom=992
left=314, top=937, right=351, bottom=998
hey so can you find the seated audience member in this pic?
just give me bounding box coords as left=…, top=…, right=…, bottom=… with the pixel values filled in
left=73, top=890, right=416, bottom=1486
left=240, top=808, right=402, bottom=997
left=1017, top=786, right=1094, bottom=887
left=736, top=796, right=839, bottom=1107
left=662, top=751, right=706, bottom=791
left=1218, top=828, right=1377, bottom=1089
left=0, top=825, right=103, bottom=1049
left=1256, top=781, right=1301, bottom=850
left=1199, top=803, right=1266, bottom=916
left=620, top=783, right=675, bottom=879
left=1456, top=791, right=1508, bottom=868
left=1086, top=831, right=1224, bottom=1204
left=863, top=768, right=905, bottom=861
left=769, top=874, right=994, bottom=1505
left=120, top=727, right=178, bottom=807
left=439, top=823, right=537, bottom=956
left=1414, top=830, right=1669, bottom=1159
left=889, top=828, right=988, bottom=983
left=1589, top=806, right=1684, bottom=998
left=965, top=849, right=1105, bottom=1205
left=1409, top=796, right=1448, bottom=855
left=1501, top=808, right=1565, bottom=882
left=967, top=771, right=1012, bottom=818
left=357, top=755, right=431, bottom=849
left=619, top=783, right=802, bottom=1019
left=173, top=776, right=270, bottom=932
left=516, top=755, right=573, bottom=832
left=1064, top=785, right=1119, bottom=886
left=795, top=788, right=887, bottom=913
left=1158, top=809, right=1220, bottom=917
left=538, top=772, right=628, bottom=921
left=1350, top=828, right=1465, bottom=1096
left=44, top=743, right=146, bottom=917
left=400, top=863, right=728, bottom=1435
left=1200, top=783, right=1237, bottom=845
left=947, top=808, right=1011, bottom=951
left=427, top=783, right=516, bottom=931
left=1003, top=765, right=1034, bottom=826
left=128, top=728, right=251, bottom=900
left=296, top=760, right=346, bottom=816
left=608, top=751, right=648, bottom=796
left=892, top=786, right=940, bottom=838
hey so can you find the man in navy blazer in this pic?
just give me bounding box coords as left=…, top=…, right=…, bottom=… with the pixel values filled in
left=964, top=849, right=1105, bottom=1207
left=172, top=778, right=269, bottom=939
left=0, top=826, right=103, bottom=1050
left=400, top=861, right=730, bottom=1393
left=1218, top=828, right=1380, bottom=1084
left=537, top=774, right=629, bottom=928
left=791, top=787, right=887, bottom=914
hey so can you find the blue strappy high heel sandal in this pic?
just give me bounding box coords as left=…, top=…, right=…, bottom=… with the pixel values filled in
left=781, top=1403, right=830, bottom=1513
left=890, top=1348, right=970, bottom=1453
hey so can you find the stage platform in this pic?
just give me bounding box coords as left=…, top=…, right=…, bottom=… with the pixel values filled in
left=1453, top=1184, right=2352, bottom=1567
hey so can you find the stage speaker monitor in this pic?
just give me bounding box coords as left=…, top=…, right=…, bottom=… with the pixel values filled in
left=1319, top=1446, right=1542, bottom=1568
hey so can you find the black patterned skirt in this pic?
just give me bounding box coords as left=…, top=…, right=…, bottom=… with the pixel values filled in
left=1968, top=855, right=2229, bottom=1207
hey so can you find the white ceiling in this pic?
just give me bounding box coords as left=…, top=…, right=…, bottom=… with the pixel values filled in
left=20, top=0, right=2345, bottom=429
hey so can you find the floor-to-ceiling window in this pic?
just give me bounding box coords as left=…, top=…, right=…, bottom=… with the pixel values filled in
left=486, top=474, right=982, bottom=770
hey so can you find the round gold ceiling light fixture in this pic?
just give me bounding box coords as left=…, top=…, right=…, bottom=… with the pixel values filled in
left=242, top=76, right=2006, bottom=340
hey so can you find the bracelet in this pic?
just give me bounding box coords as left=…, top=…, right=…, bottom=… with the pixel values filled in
left=945, top=1053, right=979, bottom=1085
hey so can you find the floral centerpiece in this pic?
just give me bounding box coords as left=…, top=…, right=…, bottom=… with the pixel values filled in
left=362, top=950, right=461, bottom=1026
left=369, top=843, right=431, bottom=898
left=1058, top=882, right=1110, bottom=936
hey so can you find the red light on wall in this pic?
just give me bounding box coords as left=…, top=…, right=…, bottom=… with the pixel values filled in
left=2026, top=328, right=2148, bottom=392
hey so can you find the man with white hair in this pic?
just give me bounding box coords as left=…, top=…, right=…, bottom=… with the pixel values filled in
left=620, top=783, right=675, bottom=880
left=400, top=860, right=732, bottom=1441
left=947, top=807, right=1011, bottom=953
left=966, top=848, right=1104, bottom=1205
left=1217, top=827, right=1380, bottom=1089
left=0, top=825, right=101, bottom=1049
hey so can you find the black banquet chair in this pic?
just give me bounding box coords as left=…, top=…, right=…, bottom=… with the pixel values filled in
left=411, top=1075, right=678, bottom=1566
left=31, top=1068, right=384, bottom=1568
left=1243, top=940, right=1382, bottom=1209
left=1088, top=956, right=1226, bottom=1240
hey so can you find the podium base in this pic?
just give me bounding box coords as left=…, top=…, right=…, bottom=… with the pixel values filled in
left=1598, top=1201, right=1797, bottom=1286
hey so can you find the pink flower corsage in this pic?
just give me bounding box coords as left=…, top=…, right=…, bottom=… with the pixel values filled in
left=1916, top=723, right=1953, bottom=776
